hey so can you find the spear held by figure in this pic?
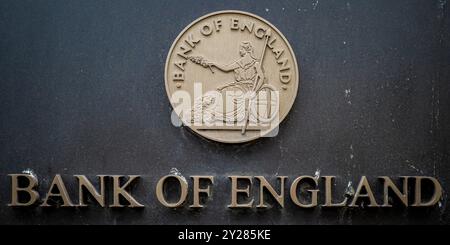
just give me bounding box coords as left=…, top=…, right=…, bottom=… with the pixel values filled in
left=241, top=28, right=272, bottom=135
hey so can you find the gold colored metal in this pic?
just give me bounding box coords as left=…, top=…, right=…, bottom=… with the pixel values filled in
left=8, top=174, right=40, bottom=207
left=41, top=174, right=74, bottom=207
left=255, top=176, right=286, bottom=208
left=156, top=175, right=189, bottom=208
left=322, top=176, right=348, bottom=207
left=289, top=176, right=318, bottom=208
left=190, top=176, right=214, bottom=208
left=110, top=175, right=144, bottom=208
left=75, top=175, right=106, bottom=207
left=228, top=176, right=254, bottom=208
left=165, top=10, right=299, bottom=143
left=411, top=176, right=442, bottom=207
left=349, top=176, right=379, bottom=207
left=379, top=176, right=408, bottom=207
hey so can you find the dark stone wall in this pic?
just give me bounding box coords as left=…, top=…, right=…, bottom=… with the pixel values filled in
left=0, top=0, right=449, bottom=224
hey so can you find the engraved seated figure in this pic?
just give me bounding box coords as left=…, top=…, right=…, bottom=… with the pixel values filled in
left=209, top=41, right=264, bottom=92
left=190, top=41, right=266, bottom=124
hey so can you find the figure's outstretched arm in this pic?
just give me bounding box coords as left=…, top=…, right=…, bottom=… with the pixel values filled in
left=211, top=61, right=239, bottom=72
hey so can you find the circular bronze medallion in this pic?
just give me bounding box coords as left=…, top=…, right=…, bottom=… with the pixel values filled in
left=165, top=10, right=299, bottom=143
